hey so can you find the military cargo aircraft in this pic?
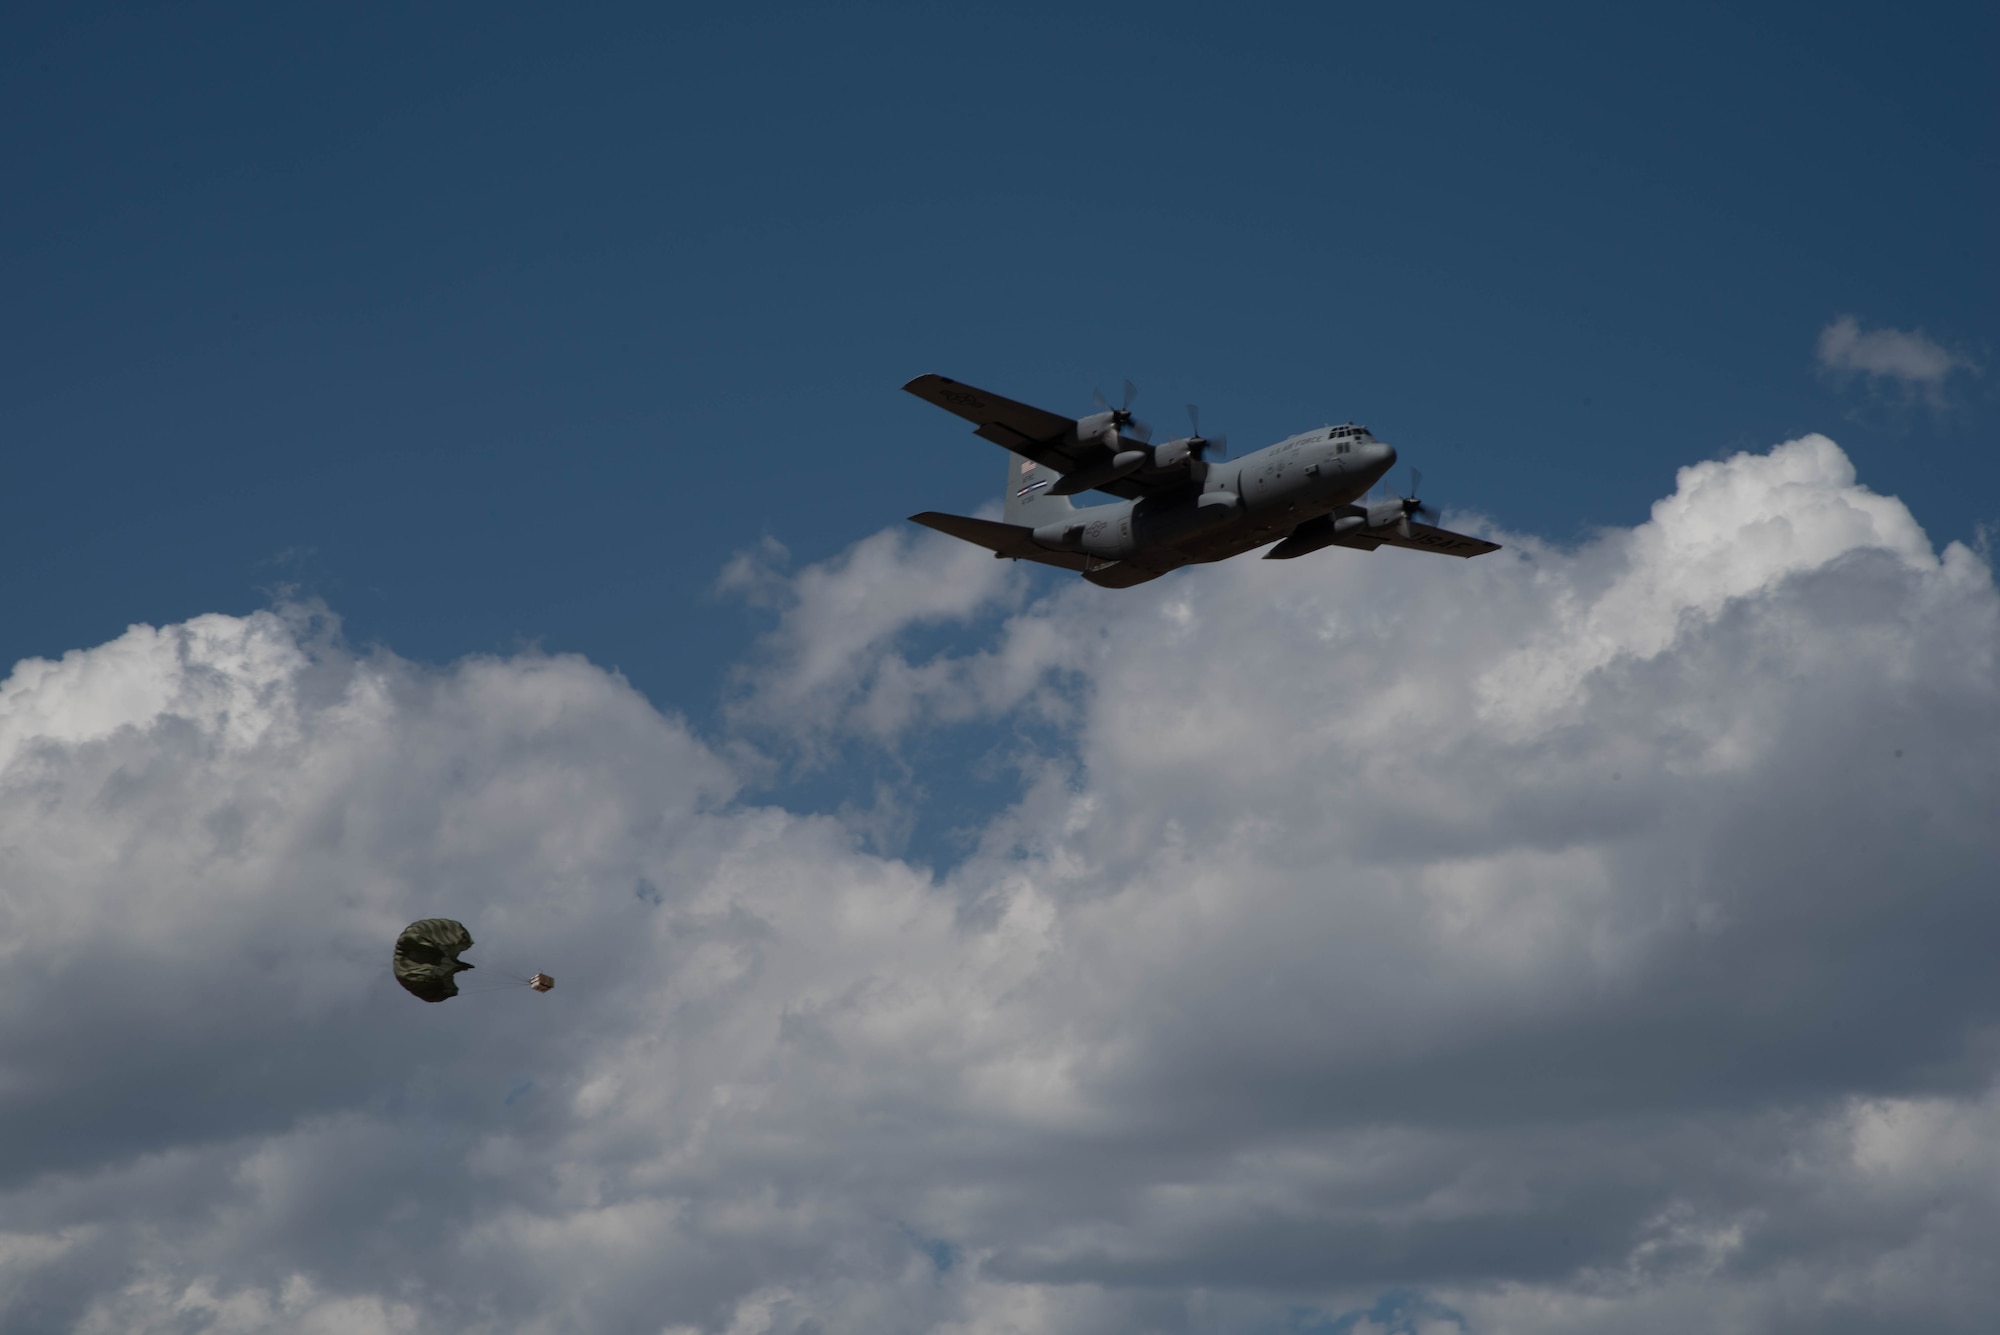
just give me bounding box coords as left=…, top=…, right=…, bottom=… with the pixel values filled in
left=905, top=374, right=1499, bottom=588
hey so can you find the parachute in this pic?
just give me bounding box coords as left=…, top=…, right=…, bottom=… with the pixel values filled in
left=393, top=918, right=476, bottom=1002
left=392, top=918, right=553, bottom=1002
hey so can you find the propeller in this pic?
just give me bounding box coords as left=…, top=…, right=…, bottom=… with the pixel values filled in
left=1389, top=468, right=1440, bottom=536
left=1185, top=403, right=1229, bottom=460
left=1402, top=468, right=1440, bottom=524
left=1091, top=380, right=1151, bottom=444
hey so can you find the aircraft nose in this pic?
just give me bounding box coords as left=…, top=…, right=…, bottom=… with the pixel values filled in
left=1368, top=441, right=1397, bottom=471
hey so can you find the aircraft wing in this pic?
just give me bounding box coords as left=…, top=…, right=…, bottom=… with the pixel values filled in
left=909, top=511, right=1096, bottom=572
left=903, top=374, right=1161, bottom=501
left=1368, top=521, right=1502, bottom=558
left=1265, top=512, right=1502, bottom=561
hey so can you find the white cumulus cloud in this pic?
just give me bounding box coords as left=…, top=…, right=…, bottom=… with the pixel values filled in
left=3, top=434, right=1999, bottom=1333
left=1816, top=314, right=1978, bottom=404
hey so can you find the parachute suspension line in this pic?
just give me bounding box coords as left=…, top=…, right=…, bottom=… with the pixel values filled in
left=453, top=977, right=554, bottom=996
left=481, top=957, right=538, bottom=984
left=456, top=962, right=552, bottom=994
left=483, top=956, right=554, bottom=994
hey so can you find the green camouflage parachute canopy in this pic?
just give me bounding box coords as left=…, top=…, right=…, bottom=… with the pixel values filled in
left=393, top=918, right=475, bottom=1003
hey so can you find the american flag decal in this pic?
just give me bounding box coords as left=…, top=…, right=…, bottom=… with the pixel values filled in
left=1020, top=458, right=1036, bottom=475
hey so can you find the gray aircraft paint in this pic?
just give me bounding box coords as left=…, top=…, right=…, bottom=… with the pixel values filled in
left=907, top=375, right=1499, bottom=588
left=1004, top=455, right=1073, bottom=528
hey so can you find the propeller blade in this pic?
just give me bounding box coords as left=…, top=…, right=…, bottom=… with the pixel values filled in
left=1184, top=404, right=1228, bottom=459
left=1091, top=382, right=1147, bottom=440
left=1398, top=468, right=1438, bottom=524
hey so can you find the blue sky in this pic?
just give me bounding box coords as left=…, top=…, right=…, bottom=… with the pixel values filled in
left=3, top=6, right=1998, bottom=1333
left=4, top=0, right=1991, bottom=714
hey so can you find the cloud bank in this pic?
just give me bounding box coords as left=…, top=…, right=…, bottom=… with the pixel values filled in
left=1815, top=314, right=1978, bottom=404
left=3, top=434, right=1998, bottom=1334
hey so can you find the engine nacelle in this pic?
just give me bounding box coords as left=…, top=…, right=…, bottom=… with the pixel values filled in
left=1074, top=410, right=1120, bottom=444
left=1148, top=437, right=1192, bottom=471
left=1366, top=499, right=1409, bottom=529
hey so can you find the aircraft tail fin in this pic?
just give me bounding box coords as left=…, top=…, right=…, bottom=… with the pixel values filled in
left=1004, top=452, right=1074, bottom=527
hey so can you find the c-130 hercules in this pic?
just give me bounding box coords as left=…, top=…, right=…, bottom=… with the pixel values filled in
left=906, top=374, right=1499, bottom=588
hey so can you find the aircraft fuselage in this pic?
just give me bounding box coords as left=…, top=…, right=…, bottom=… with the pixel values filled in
left=1030, top=432, right=1398, bottom=565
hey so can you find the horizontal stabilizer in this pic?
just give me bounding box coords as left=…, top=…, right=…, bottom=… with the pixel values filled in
left=909, top=512, right=1095, bottom=572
